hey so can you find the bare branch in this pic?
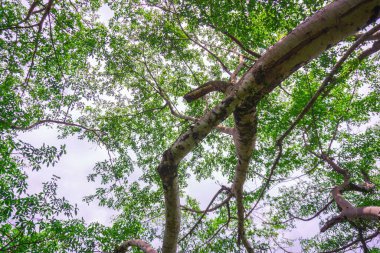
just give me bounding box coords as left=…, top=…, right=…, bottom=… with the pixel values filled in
left=319, top=154, right=380, bottom=232
left=156, top=2, right=380, bottom=251
left=354, top=31, right=380, bottom=41
left=230, top=55, right=245, bottom=83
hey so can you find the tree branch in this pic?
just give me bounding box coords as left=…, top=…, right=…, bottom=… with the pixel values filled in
left=179, top=186, right=230, bottom=242
left=277, top=23, right=380, bottom=145
left=183, top=81, right=232, bottom=103
left=156, top=2, right=380, bottom=251
left=114, top=239, right=157, bottom=253
left=230, top=55, right=245, bottom=83
left=208, top=24, right=261, bottom=58
left=288, top=199, right=334, bottom=222
left=9, top=119, right=101, bottom=134
left=321, top=230, right=379, bottom=253
left=358, top=39, right=380, bottom=60
left=319, top=154, right=380, bottom=232
left=181, top=194, right=232, bottom=214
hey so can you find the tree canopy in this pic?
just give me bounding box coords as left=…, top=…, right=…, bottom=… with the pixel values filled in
left=1, top=0, right=380, bottom=252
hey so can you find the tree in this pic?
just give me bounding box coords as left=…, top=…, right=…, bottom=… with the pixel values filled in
left=1, top=0, right=380, bottom=252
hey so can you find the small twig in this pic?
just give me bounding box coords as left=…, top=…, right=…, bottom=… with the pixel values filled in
left=208, top=24, right=261, bottom=58
left=245, top=144, right=283, bottom=218
left=179, top=187, right=229, bottom=242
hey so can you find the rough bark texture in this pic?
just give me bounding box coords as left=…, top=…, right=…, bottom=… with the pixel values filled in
left=157, top=1, right=380, bottom=251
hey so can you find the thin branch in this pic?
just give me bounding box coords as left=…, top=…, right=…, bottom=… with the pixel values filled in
left=170, top=11, right=231, bottom=75
left=181, top=194, right=232, bottom=214
left=245, top=144, right=283, bottom=218
left=9, top=119, right=101, bottom=134
left=358, top=39, right=380, bottom=60
left=354, top=31, right=380, bottom=41
left=230, top=55, right=245, bottom=83
left=23, top=0, right=55, bottom=88
left=179, top=187, right=229, bottom=242
left=141, top=54, right=234, bottom=135
left=321, top=230, right=379, bottom=253
left=288, top=199, right=334, bottom=222
left=208, top=24, right=261, bottom=58
left=277, top=23, right=380, bottom=145
left=183, top=80, right=232, bottom=102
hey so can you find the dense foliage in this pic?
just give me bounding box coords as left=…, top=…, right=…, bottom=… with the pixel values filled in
left=1, top=0, right=379, bottom=252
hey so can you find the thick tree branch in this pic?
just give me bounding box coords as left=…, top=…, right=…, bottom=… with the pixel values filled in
left=231, top=102, right=258, bottom=253
left=157, top=1, right=380, bottom=251
left=183, top=81, right=232, bottom=103
left=114, top=239, right=157, bottom=253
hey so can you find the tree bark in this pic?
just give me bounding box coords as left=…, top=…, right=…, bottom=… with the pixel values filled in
left=114, top=239, right=157, bottom=253
left=157, top=1, right=380, bottom=252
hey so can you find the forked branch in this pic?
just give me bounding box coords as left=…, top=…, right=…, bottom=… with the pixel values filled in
left=319, top=154, right=380, bottom=232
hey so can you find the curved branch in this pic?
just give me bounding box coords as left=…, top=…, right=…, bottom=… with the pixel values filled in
left=157, top=2, right=380, bottom=251
left=183, top=81, right=232, bottom=102
left=181, top=194, right=232, bottom=214
left=179, top=187, right=230, bottom=242
left=288, top=199, right=334, bottom=222
left=232, top=105, right=257, bottom=253
left=320, top=154, right=380, bottom=232
left=208, top=24, right=261, bottom=58
left=277, top=23, right=380, bottom=145
left=9, top=119, right=101, bottom=134
left=321, top=230, right=379, bottom=253
left=114, top=239, right=157, bottom=253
